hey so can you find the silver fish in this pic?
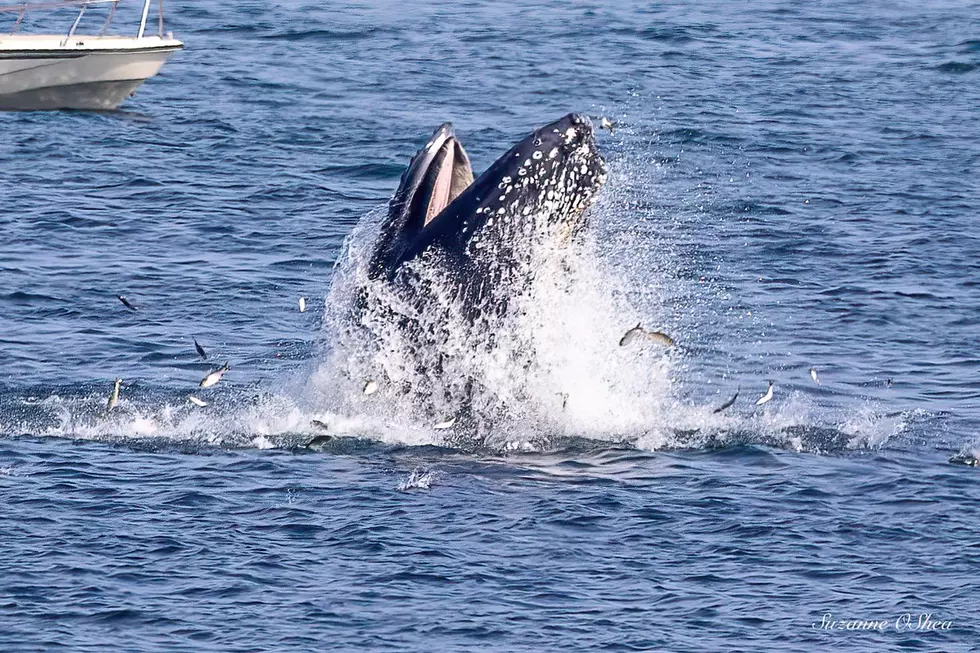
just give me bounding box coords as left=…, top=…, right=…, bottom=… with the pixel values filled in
left=434, top=416, right=457, bottom=430
left=809, top=367, right=820, bottom=384
left=187, top=394, right=208, bottom=407
left=117, top=295, right=138, bottom=312
left=619, top=323, right=675, bottom=348
left=106, top=378, right=122, bottom=412
left=200, top=362, right=230, bottom=388
left=713, top=388, right=739, bottom=414
left=363, top=380, right=379, bottom=395
left=194, top=338, right=207, bottom=359
left=298, top=297, right=307, bottom=313
left=755, top=380, right=774, bottom=406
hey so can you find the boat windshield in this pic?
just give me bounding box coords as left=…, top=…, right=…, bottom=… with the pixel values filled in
left=1, top=1, right=167, bottom=40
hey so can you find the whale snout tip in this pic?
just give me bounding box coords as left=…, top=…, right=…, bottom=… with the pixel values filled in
left=435, top=122, right=455, bottom=138
left=557, top=112, right=595, bottom=137
left=569, top=112, right=593, bottom=129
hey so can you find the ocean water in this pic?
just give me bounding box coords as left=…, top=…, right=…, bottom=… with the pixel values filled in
left=1, top=1, right=979, bottom=650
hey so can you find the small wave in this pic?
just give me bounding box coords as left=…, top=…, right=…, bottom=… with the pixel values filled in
left=259, top=27, right=394, bottom=42
left=935, top=61, right=977, bottom=74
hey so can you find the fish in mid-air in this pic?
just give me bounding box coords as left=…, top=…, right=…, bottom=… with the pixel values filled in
left=434, top=416, right=457, bottom=430
left=199, top=362, right=230, bottom=388
left=619, top=324, right=675, bottom=348
left=363, top=380, right=379, bottom=395
left=713, top=388, right=739, bottom=413
left=106, top=378, right=122, bottom=412
left=809, top=367, right=820, bottom=384
left=117, top=295, right=138, bottom=312
left=298, top=297, right=307, bottom=313
left=187, top=394, right=208, bottom=407
left=557, top=392, right=569, bottom=411
left=599, top=117, right=617, bottom=134
left=194, top=338, right=207, bottom=360
left=755, top=381, right=774, bottom=406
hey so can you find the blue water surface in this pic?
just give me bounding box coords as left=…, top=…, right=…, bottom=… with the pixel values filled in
left=1, top=1, right=979, bottom=651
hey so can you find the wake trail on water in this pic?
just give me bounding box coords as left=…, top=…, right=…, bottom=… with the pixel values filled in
left=0, top=120, right=911, bottom=456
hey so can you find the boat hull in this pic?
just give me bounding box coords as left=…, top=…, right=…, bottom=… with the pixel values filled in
left=0, top=43, right=181, bottom=111
left=0, top=77, right=149, bottom=111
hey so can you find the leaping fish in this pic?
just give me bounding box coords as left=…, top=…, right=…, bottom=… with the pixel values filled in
left=755, top=380, right=774, bottom=406
left=106, top=378, right=122, bottom=412
left=557, top=392, right=569, bottom=411
left=199, top=362, right=230, bottom=388
left=117, top=295, right=138, bottom=312
left=194, top=338, right=207, bottom=360
left=187, top=394, right=208, bottom=407
left=619, top=323, right=675, bottom=348
left=809, top=367, right=820, bottom=384
left=713, top=388, right=739, bottom=414
left=434, top=416, right=457, bottom=430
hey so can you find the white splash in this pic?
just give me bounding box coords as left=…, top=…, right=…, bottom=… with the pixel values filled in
left=398, top=467, right=435, bottom=491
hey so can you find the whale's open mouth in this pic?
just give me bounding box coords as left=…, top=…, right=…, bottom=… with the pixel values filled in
left=369, top=124, right=475, bottom=278
left=409, top=126, right=474, bottom=227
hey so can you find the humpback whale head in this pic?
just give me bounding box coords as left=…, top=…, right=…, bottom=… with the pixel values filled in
left=370, top=113, right=606, bottom=290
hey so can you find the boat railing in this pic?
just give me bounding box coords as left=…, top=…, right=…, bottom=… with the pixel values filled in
left=1, top=0, right=167, bottom=42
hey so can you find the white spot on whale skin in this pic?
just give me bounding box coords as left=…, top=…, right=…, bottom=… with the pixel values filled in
left=532, top=151, right=543, bottom=160
left=549, top=148, right=559, bottom=159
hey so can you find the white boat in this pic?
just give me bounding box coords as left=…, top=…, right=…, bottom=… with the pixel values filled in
left=0, top=0, right=182, bottom=110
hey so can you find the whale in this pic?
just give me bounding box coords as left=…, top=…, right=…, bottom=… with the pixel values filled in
left=336, top=114, right=608, bottom=427
left=368, top=113, right=607, bottom=313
